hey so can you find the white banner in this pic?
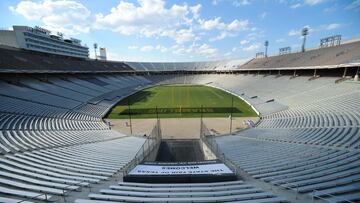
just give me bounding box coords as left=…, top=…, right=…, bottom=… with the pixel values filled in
left=129, top=163, right=233, bottom=175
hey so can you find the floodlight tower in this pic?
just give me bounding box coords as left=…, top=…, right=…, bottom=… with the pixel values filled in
left=264, top=40, right=269, bottom=57
left=301, top=27, right=309, bottom=52
left=93, top=43, right=98, bottom=59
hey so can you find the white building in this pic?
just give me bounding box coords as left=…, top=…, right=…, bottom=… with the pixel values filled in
left=99, top=47, right=107, bottom=60
left=0, top=25, right=89, bottom=58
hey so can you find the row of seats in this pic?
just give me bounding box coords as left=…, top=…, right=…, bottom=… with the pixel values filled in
left=238, top=127, right=360, bottom=149
left=0, top=130, right=126, bottom=154
left=0, top=112, right=109, bottom=131
left=191, top=74, right=360, bottom=202
left=0, top=136, right=145, bottom=202
left=0, top=74, right=151, bottom=201
left=259, top=91, right=360, bottom=129
left=75, top=180, right=288, bottom=203
left=214, top=136, right=360, bottom=202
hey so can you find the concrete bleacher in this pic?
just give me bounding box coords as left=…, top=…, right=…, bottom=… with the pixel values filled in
left=0, top=45, right=134, bottom=72
left=0, top=38, right=359, bottom=202
left=0, top=74, right=151, bottom=201
left=75, top=181, right=288, bottom=203
left=198, top=74, right=360, bottom=202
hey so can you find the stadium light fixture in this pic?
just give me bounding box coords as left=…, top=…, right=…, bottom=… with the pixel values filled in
left=264, top=41, right=269, bottom=57
left=93, top=43, right=98, bottom=59
left=301, top=27, right=309, bottom=52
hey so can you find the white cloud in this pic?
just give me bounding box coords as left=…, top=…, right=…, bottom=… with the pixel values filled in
left=346, top=0, right=360, bottom=10
left=242, top=43, right=260, bottom=51
left=288, top=29, right=301, bottom=36
left=259, top=12, right=267, bottom=19
left=128, top=46, right=138, bottom=50
left=290, top=3, right=302, bottom=9
left=212, top=0, right=222, bottom=5
left=155, top=45, right=168, bottom=52
left=288, top=26, right=312, bottom=36
left=276, top=38, right=285, bottom=43
left=199, top=17, right=249, bottom=41
left=10, top=0, right=91, bottom=35
left=172, top=43, right=218, bottom=58
left=227, top=19, right=249, bottom=31
left=94, top=0, right=195, bottom=43
left=305, top=0, right=325, bottom=5
left=240, top=39, right=249, bottom=45
left=190, top=4, right=201, bottom=19
left=199, top=17, right=222, bottom=30
left=233, top=0, right=252, bottom=7
left=324, top=23, right=342, bottom=30
left=198, top=44, right=217, bottom=56
left=140, top=45, right=154, bottom=52
left=199, top=18, right=249, bottom=31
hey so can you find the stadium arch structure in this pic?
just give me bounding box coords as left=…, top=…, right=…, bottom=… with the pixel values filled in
left=0, top=39, right=359, bottom=202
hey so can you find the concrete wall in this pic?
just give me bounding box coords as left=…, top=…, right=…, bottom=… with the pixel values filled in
left=0, top=30, right=19, bottom=48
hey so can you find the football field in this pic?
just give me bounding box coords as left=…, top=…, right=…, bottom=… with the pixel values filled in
left=106, top=85, right=258, bottom=119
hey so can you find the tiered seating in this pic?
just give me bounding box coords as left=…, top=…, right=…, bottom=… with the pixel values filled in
left=215, top=136, right=360, bottom=202
left=75, top=181, right=288, bottom=203
left=0, top=137, right=144, bottom=201
left=0, top=45, right=134, bottom=72
left=0, top=74, right=150, bottom=201
left=205, top=74, right=360, bottom=202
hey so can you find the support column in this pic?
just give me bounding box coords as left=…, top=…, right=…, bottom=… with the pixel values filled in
left=342, top=67, right=347, bottom=78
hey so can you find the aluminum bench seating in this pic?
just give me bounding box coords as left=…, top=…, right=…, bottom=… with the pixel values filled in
left=21, top=152, right=117, bottom=175
left=287, top=174, right=360, bottom=193
left=0, top=162, right=89, bottom=186
left=117, top=180, right=245, bottom=188
left=4, top=155, right=107, bottom=181
left=314, top=183, right=360, bottom=197
left=13, top=153, right=114, bottom=177
left=87, top=192, right=276, bottom=202
left=0, top=177, right=65, bottom=195
left=100, top=188, right=264, bottom=198
left=109, top=184, right=255, bottom=192
left=323, top=193, right=360, bottom=203
left=260, top=153, right=360, bottom=181
left=229, top=197, right=288, bottom=202
left=0, top=157, right=99, bottom=183
left=0, top=197, right=33, bottom=203
left=0, top=170, right=79, bottom=191
left=249, top=150, right=354, bottom=175
left=0, top=186, right=51, bottom=201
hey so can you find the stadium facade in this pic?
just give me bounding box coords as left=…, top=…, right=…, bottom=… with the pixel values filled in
left=0, top=26, right=89, bottom=58
left=0, top=30, right=359, bottom=203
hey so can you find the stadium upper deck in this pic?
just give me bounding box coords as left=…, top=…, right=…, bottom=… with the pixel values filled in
left=0, top=39, right=359, bottom=73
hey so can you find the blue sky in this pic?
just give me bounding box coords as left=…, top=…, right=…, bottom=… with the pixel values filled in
left=0, top=0, right=359, bottom=62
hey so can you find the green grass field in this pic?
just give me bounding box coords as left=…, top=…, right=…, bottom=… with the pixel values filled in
left=106, top=85, right=258, bottom=119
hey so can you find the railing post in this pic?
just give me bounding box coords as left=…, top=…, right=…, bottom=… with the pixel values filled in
left=312, top=190, right=315, bottom=203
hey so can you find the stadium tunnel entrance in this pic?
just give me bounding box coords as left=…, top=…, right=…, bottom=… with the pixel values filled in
left=155, top=139, right=204, bottom=162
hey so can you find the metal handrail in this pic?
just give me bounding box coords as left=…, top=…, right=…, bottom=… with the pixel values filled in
left=312, top=189, right=355, bottom=203
left=122, top=120, right=162, bottom=176
left=17, top=179, right=91, bottom=203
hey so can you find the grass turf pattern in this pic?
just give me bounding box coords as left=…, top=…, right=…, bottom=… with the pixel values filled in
left=106, top=85, right=258, bottom=119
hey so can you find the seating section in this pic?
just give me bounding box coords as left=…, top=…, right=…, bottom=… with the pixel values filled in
left=215, top=137, right=360, bottom=201
left=0, top=74, right=150, bottom=201
left=0, top=137, right=144, bottom=201
left=201, top=75, right=360, bottom=202
left=75, top=180, right=288, bottom=203
left=127, top=40, right=360, bottom=71
left=0, top=69, right=359, bottom=202
left=0, top=45, right=134, bottom=72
